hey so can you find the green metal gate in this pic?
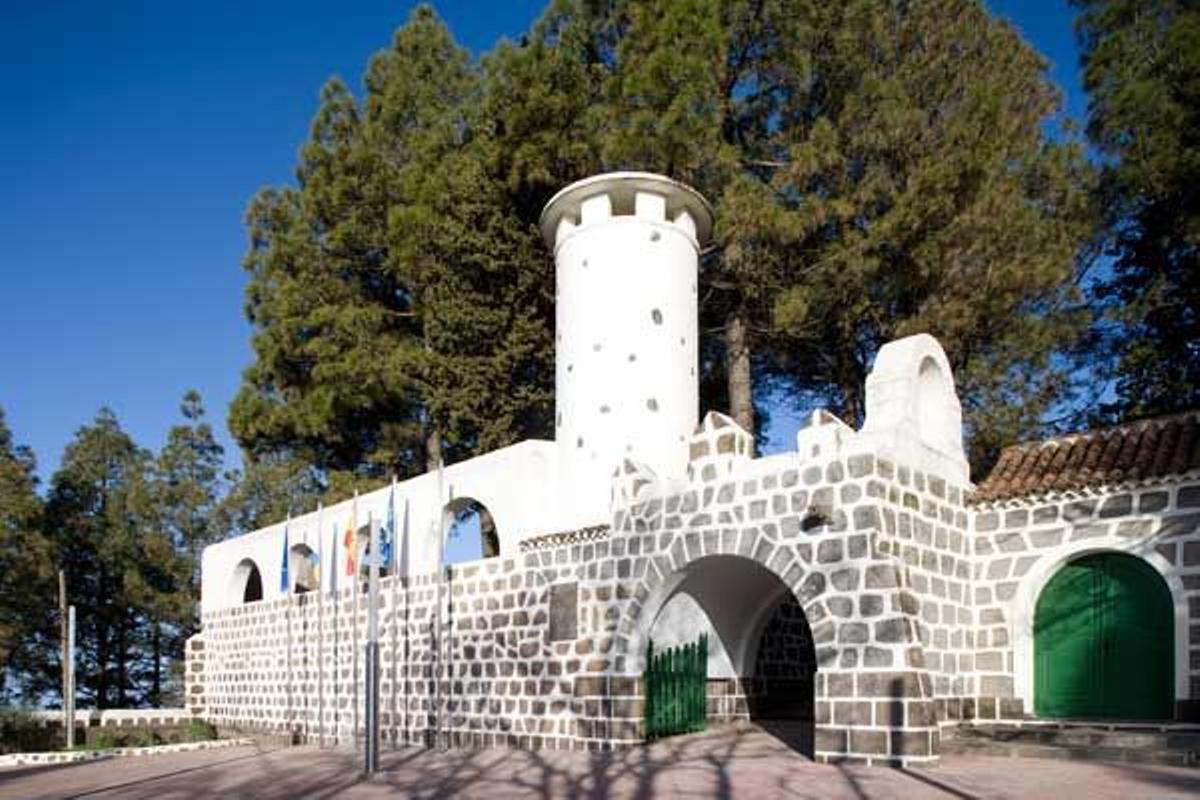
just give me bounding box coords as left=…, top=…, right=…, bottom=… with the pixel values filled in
left=644, top=635, right=708, bottom=740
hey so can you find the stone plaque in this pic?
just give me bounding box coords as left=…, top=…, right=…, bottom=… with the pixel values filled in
left=549, top=582, right=578, bottom=642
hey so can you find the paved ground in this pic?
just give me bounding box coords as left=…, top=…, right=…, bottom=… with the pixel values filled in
left=2, top=723, right=1199, bottom=799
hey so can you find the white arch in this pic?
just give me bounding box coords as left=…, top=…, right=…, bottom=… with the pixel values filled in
left=230, top=558, right=263, bottom=605
left=1010, top=538, right=1188, bottom=714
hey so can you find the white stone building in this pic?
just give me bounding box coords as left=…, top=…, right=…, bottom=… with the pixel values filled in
left=189, top=172, right=1200, bottom=766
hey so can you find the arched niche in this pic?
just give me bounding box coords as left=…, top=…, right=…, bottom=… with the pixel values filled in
left=232, top=558, right=263, bottom=605
left=443, top=497, right=500, bottom=566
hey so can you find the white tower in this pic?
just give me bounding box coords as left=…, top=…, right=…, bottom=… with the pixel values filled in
left=540, top=172, right=714, bottom=527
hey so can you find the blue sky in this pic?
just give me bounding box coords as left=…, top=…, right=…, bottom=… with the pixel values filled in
left=1, top=0, right=1086, bottom=492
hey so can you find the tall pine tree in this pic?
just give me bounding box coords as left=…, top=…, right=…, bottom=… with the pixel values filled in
left=1073, top=0, right=1200, bottom=420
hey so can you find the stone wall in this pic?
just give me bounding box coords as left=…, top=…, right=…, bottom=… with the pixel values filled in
left=193, top=407, right=1200, bottom=764
left=192, top=438, right=973, bottom=766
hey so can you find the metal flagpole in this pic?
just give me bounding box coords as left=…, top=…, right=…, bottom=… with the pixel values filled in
left=401, top=497, right=410, bottom=747
left=331, top=518, right=340, bottom=745
left=365, top=510, right=381, bottom=774
left=387, top=477, right=399, bottom=750
left=352, top=490, right=360, bottom=752
left=66, top=605, right=75, bottom=749
left=283, top=517, right=293, bottom=744
left=317, top=502, right=325, bottom=748
left=434, top=460, right=446, bottom=748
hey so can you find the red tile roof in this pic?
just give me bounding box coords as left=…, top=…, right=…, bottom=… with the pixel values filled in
left=971, top=411, right=1200, bottom=503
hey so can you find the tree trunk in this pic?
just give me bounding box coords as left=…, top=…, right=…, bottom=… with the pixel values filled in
left=725, top=312, right=755, bottom=441
left=151, top=622, right=162, bottom=708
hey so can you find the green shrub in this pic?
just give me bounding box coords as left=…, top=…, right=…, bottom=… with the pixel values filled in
left=91, top=731, right=120, bottom=750
left=185, top=718, right=217, bottom=742
left=0, top=709, right=55, bottom=754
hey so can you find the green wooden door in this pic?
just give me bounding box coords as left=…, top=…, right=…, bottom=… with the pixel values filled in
left=1034, top=553, right=1173, bottom=720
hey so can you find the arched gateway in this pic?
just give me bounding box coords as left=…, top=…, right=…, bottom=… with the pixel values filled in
left=631, top=555, right=817, bottom=731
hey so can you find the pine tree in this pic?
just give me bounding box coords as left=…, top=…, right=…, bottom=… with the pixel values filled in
left=142, top=391, right=224, bottom=705
left=43, top=409, right=156, bottom=708
left=0, top=408, right=53, bottom=704
left=1072, top=0, right=1200, bottom=419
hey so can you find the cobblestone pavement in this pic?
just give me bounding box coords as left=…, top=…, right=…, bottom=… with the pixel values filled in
left=2, top=724, right=1199, bottom=800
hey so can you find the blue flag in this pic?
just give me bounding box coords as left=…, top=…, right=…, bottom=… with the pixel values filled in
left=280, top=524, right=290, bottom=593
left=382, top=485, right=395, bottom=570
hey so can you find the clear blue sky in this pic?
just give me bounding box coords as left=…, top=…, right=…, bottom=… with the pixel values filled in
left=0, top=0, right=1086, bottom=488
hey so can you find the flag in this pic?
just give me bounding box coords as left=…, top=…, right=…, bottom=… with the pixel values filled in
left=344, top=513, right=356, bottom=577
left=280, top=523, right=290, bottom=593
left=382, top=481, right=396, bottom=571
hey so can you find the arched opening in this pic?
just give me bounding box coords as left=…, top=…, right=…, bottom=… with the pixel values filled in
left=1035, top=552, right=1174, bottom=720
left=232, top=558, right=263, bottom=605
left=288, top=543, right=317, bottom=594
left=443, top=497, right=500, bottom=566
left=642, top=555, right=816, bottom=755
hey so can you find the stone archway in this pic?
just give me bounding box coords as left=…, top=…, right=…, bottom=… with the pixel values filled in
left=624, top=552, right=821, bottom=755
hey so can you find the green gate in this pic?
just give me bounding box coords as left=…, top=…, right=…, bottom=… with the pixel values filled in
left=1035, top=552, right=1174, bottom=720
left=644, top=635, right=708, bottom=740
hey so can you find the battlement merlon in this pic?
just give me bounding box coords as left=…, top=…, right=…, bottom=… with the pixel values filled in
left=539, top=171, right=714, bottom=253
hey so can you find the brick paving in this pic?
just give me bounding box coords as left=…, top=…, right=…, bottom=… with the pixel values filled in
left=2, top=724, right=1199, bottom=800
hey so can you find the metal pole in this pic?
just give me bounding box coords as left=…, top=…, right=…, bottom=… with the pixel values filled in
left=66, top=605, right=75, bottom=749
left=58, top=570, right=67, bottom=747
left=352, top=491, right=359, bottom=753
left=317, top=503, right=325, bottom=748
left=365, top=510, right=380, bottom=774
left=434, top=461, right=445, bottom=748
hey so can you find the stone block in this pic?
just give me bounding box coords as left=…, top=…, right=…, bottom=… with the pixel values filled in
left=890, top=730, right=931, bottom=757
left=1099, top=494, right=1132, bottom=518
left=851, top=729, right=888, bottom=755
left=833, top=702, right=873, bottom=726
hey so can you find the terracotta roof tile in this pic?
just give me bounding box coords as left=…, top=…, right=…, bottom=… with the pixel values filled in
left=971, top=411, right=1200, bottom=504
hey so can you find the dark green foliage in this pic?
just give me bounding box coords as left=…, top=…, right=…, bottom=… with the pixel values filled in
left=1073, top=0, right=1200, bottom=420
left=0, top=709, right=56, bottom=755
left=0, top=408, right=53, bottom=704
left=232, top=5, right=554, bottom=477
left=42, top=409, right=159, bottom=708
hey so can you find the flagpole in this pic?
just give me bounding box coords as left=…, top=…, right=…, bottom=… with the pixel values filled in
left=389, top=476, right=399, bottom=750
left=317, top=502, right=325, bottom=748
left=365, top=508, right=380, bottom=775
left=331, top=518, right=340, bottom=745
left=434, top=459, right=445, bottom=748
left=352, top=489, right=360, bottom=753
left=283, top=516, right=293, bottom=744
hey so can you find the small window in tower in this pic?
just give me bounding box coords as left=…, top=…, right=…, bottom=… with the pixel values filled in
left=651, top=309, right=663, bottom=325
left=647, top=398, right=659, bottom=412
